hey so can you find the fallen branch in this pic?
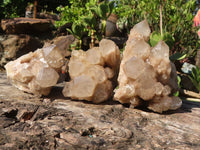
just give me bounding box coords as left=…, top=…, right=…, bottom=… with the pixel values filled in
left=180, top=88, right=200, bottom=99
left=183, top=97, right=200, bottom=103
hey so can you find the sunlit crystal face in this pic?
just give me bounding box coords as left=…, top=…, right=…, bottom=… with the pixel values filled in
left=5, top=44, right=65, bottom=96
left=150, top=41, right=169, bottom=59
left=42, top=45, right=65, bottom=69
left=123, top=57, right=145, bottom=80
left=72, top=75, right=96, bottom=98
left=125, top=39, right=150, bottom=60
left=129, top=20, right=151, bottom=41
left=114, top=20, right=181, bottom=113
left=63, top=39, right=120, bottom=103
left=35, top=67, right=59, bottom=88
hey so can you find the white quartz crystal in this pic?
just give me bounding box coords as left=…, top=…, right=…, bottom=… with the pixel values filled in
left=5, top=44, right=65, bottom=96
left=63, top=39, right=121, bottom=103
left=114, top=20, right=182, bottom=113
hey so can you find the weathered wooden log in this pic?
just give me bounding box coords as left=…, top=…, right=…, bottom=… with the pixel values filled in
left=0, top=73, right=200, bottom=149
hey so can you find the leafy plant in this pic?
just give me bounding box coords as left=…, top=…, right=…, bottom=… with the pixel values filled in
left=174, top=75, right=181, bottom=97
left=0, top=0, right=69, bottom=21
left=114, top=0, right=199, bottom=57
left=150, top=31, right=175, bottom=49
left=67, top=22, right=85, bottom=49
left=169, top=52, right=187, bottom=62
left=82, top=14, right=98, bottom=47
left=0, top=0, right=27, bottom=19
left=55, top=2, right=85, bottom=27
left=189, top=66, right=200, bottom=92
left=113, top=0, right=135, bottom=33
left=90, top=0, right=115, bottom=37
left=56, top=0, right=116, bottom=49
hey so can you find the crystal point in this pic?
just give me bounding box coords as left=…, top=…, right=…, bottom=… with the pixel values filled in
left=63, top=39, right=121, bottom=103
left=114, top=20, right=181, bottom=113
left=5, top=44, right=65, bottom=96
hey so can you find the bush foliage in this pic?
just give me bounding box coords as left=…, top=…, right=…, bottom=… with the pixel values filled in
left=0, top=0, right=69, bottom=20
left=1, top=0, right=199, bottom=57
left=113, top=0, right=200, bottom=56
left=55, top=0, right=199, bottom=56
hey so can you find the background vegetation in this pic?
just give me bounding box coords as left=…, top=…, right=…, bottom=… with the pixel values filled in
left=0, top=0, right=199, bottom=56
left=0, top=0, right=69, bottom=20
left=54, top=0, right=200, bottom=56
left=1, top=0, right=200, bottom=93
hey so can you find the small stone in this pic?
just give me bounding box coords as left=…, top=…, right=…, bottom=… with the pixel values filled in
left=136, top=74, right=158, bottom=100
left=148, top=96, right=182, bottom=113
left=43, top=98, right=51, bottom=104
left=52, top=35, right=75, bottom=57
left=83, top=65, right=107, bottom=83
left=130, top=97, right=142, bottom=108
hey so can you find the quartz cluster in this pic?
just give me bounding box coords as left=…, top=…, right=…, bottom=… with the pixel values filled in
left=5, top=44, right=65, bottom=96
left=114, top=20, right=182, bottom=113
left=62, top=39, right=121, bottom=103
left=5, top=19, right=182, bottom=113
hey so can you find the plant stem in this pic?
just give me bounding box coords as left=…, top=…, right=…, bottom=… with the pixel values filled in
left=79, top=39, right=82, bottom=49
left=160, top=3, right=163, bottom=37
left=91, top=30, right=94, bottom=48
left=102, top=20, right=106, bottom=38
left=33, top=0, right=37, bottom=18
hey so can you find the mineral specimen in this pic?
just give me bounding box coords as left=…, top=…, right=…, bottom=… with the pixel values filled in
left=114, top=20, right=182, bottom=113
left=5, top=44, right=65, bottom=96
left=62, top=39, right=120, bottom=103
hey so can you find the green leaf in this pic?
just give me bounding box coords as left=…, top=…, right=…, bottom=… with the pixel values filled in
left=150, top=31, right=162, bottom=47
left=169, top=52, right=187, bottom=61
left=108, top=1, right=115, bottom=16
left=90, top=6, right=98, bottom=15
left=197, top=75, right=200, bottom=83
left=177, top=75, right=181, bottom=86
left=71, top=23, right=85, bottom=39
left=3, top=0, right=11, bottom=5
left=98, top=3, right=108, bottom=19
left=162, top=32, right=175, bottom=49
left=189, top=66, right=200, bottom=92
left=82, top=15, right=96, bottom=29
left=66, top=28, right=73, bottom=35
left=173, top=91, right=179, bottom=97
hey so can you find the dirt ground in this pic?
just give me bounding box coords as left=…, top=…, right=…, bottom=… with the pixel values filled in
left=0, top=72, right=200, bottom=150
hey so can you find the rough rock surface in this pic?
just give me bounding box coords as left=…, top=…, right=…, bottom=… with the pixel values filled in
left=114, top=20, right=182, bottom=113
left=51, top=35, right=75, bottom=57
left=37, top=12, right=61, bottom=23
left=4, top=44, right=65, bottom=96
left=63, top=39, right=121, bottom=103
left=0, top=34, right=43, bottom=67
left=1, top=17, right=53, bottom=34
left=0, top=72, right=200, bottom=149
